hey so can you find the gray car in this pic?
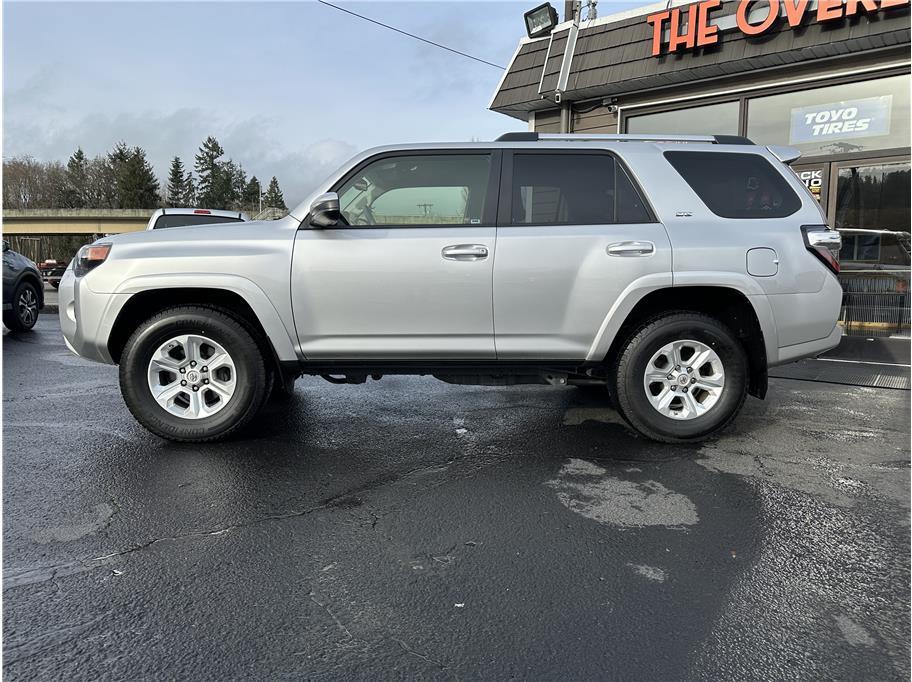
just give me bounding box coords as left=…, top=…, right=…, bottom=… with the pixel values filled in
left=58, top=133, right=843, bottom=443
left=3, top=241, right=44, bottom=332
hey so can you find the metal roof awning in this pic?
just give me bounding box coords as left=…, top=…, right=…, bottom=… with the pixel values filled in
left=490, top=0, right=911, bottom=120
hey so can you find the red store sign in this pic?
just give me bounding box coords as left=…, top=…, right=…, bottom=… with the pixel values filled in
left=646, top=0, right=910, bottom=56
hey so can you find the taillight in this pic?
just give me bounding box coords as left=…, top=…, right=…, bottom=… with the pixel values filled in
left=193, top=209, right=211, bottom=214
left=73, top=243, right=111, bottom=277
left=801, top=225, right=841, bottom=275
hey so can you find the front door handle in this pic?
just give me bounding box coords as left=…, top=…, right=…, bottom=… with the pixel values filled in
left=442, top=244, right=489, bottom=261
left=607, top=241, right=655, bottom=257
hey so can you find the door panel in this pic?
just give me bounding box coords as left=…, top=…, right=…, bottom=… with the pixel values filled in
left=493, top=223, right=672, bottom=358
left=493, top=150, right=671, bottom=360
left=292, top=227, right=496, bottom=359
left=291, top=150, right=499, bottom=360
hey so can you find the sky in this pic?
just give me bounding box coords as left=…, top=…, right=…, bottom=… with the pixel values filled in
left=3, top=0, right=645, bottom=207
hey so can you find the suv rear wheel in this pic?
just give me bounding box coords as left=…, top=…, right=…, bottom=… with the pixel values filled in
left=613, top=312, right=748, bottom=442
left=119, top=306, right=268, bottom=442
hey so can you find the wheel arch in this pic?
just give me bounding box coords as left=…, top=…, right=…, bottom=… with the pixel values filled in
left=107, top=287, right=294, bottom=380
left=15, top=270, right=45, bottom=308
left=597, top=285, right=771, bottom=399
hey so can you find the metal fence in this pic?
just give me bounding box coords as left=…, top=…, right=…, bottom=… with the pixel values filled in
left=839, top=271, right=911, bottom=337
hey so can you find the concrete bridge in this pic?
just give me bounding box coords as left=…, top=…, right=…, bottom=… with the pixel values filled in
left=2, top=209, right=153, bottom=235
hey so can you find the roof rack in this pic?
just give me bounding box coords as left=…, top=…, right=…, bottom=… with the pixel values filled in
left=495, top=132, right=754, bottom=145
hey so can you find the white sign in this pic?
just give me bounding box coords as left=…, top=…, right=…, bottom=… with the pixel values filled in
left=790, top=96, right=892, bottom=144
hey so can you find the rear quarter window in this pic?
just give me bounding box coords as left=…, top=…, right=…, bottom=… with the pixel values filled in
left=664, top=151, right=801, bottom=219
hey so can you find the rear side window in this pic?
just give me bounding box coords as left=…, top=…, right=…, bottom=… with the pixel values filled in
left=153, top=215, right=244, bottom=229
left=509, top=153, right=652, bottom=225
left=664, top=151, right=801, bottom=219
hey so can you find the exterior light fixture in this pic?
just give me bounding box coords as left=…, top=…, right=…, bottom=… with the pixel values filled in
left=524, top=2, right=559, bottom=39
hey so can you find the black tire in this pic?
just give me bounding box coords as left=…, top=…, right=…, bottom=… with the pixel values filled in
left=613, top=312, right=748, bottom=443
left=119, top=305, right=268, bottom=442
left=4, top=280, right=40, bottom=332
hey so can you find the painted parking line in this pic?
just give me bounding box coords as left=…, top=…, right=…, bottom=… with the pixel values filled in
left=817, top=358, right=911, bottom=368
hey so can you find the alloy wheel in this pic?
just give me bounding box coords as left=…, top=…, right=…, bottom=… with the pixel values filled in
left=17, top=287, right=38, bottom=327
left=643, top=339, right=725, bottom=420
left=146, top=334, right=237, bottom=419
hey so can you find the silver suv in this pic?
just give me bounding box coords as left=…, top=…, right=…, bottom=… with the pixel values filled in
left=58, top=133, right=843, bottom=443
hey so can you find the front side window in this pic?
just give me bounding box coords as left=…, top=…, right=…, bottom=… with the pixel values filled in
left=665, top=151, right=801, bottom=219
left=335, top=154, right=492, bottom=227
left=509, top=153, right=651, bottom=225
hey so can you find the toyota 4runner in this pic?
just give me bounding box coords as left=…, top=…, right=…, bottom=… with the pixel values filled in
left=59, top=133, right=843, bottom=443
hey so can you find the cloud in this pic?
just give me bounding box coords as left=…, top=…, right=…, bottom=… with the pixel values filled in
left=3, top=107, right=357, bottom=207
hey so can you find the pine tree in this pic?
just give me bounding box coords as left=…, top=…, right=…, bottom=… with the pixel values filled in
left=242, top=176, right=262, bottom=213
left=107, top=142, right=131, bottom=208
left=229, top=162, right=247, bottom=209
left=263, top=176, right=287, bottom=211
left=64, top=147, right=88, bottom=208
left=219, top=160, right=245, bottom=210
left=166, top=156, right=189, bottom=207
left=185, top=173, right=197, bottom=207
left=115, top=146, right=161, bottom=209
left=194, top=136, right=225, bottom=207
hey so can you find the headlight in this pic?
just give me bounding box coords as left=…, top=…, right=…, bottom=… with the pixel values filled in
left=74, top=243, right=112, bottom=277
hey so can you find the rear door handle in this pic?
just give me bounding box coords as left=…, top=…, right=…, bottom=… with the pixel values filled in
left=442, top=244, right=489, bottom=261
left=607, top=241, right=655, bottom=257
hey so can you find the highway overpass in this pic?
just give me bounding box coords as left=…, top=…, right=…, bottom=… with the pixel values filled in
left=2, top=209, right=153, bottom=235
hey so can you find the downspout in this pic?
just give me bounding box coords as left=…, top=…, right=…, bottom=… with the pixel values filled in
left=556, top=12, right=580, bottom=133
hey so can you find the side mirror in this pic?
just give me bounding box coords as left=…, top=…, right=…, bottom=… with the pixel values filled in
left=308, top=192, right=342, bottom=228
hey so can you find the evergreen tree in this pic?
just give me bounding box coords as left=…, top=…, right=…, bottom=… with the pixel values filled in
left=263, top=176, right=287, bottom=211
left=242, top=176, right=262, bottom=213
left=107, top=142, right=131, bottom=208
left=185, top=173, right=197, bottom=207
left=166, top=156, right=190, bottom=207
left=64, top=147, right=89, bottom=208
left=194, top=136, right=225, bottom=207
left=115, top=146, right=161, bottom=209
left=228, top=161, right=247, bottom=209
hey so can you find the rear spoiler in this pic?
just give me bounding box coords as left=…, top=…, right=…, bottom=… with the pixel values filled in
left=767, top=145, right=801, bottom=165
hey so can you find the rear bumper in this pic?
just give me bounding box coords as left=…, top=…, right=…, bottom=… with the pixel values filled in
left=58, top=269, right=130, bottom=365
left=770, top=323, right=843, bottom=367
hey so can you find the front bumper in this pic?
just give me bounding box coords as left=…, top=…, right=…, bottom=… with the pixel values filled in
left=58, top=269, right=131, bottom=364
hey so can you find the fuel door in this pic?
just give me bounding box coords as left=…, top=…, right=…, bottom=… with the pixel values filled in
left=747, top=247, right=779, bottom=277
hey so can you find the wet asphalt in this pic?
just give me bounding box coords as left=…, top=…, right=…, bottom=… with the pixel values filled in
left=3, top=318, right=910, bottom=680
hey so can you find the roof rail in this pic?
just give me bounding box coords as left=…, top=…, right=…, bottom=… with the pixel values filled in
left=495, top=132, right=755, bottom=145
left=496, top=132, right=540, bottom=141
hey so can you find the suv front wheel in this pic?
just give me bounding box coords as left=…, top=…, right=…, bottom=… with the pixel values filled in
left=119, top=306, right=268, bottom=442
left=614, top=312, right=748, bottom=443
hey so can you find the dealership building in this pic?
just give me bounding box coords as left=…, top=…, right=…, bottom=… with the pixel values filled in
left=491, top=0, right=910, bottom=336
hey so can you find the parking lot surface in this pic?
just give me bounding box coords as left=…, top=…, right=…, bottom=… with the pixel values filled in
left=3, top=318, right=910, bottom=680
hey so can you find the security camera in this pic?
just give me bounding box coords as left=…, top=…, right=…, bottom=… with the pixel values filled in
left=604, top=104, right=618, bottom=114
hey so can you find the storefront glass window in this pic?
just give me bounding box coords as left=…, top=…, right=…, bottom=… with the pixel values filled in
left=834, top=160, right=910, bottom=266
left=747, top=75, right=910, bottom=157
left=625, top=101, right=739, bottom=136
